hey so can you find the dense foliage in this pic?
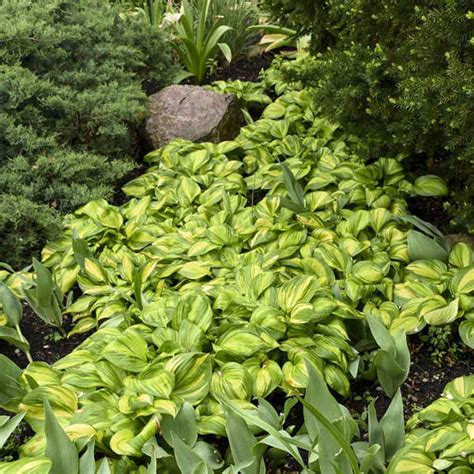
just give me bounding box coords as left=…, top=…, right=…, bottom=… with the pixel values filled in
left=0, top=0, right=175, bottom=268
left=263, top=0, right=474, bottom=233
left=1, top=57, right=472, bottom=472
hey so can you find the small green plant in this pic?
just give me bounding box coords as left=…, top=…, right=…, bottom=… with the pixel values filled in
left=134, top=0, right=174, bottom=30
left=224, top=362, right=405, bottom=473
left=366, top=313, right=410, bottom=398
left=23, top=259, right=64, bottom=334
left=203, top=0, right=262, bottom=60
left=172, top=0, right=233, bottom=83
left=388, top=375, right=474, bottom=473
left=0, top=283, right=32, bottom=363
left=419, top=326, right=461, bottom=367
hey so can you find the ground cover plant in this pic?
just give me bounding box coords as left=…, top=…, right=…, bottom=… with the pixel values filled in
left=0, top=0, right=175, bottom=268
left=0, top=52, right=473, bottom=472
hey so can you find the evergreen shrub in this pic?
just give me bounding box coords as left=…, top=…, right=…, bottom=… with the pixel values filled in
left=0, top=0, right=175, bottom=267
left=263, top=0, right=474, bottom=233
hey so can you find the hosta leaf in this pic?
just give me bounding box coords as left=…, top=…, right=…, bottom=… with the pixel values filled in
left=243, top=358, right=282, bottom=398
left=405, top=260, right=447, bottom=280
left=102, top=329, right=148, bottom=372
left=178, top=177, right=201, bottom=206
left=407, top=230, right=448, bottom=262
left=423, top=298, right=459, bottom=325
left=370, top=208, right=393, bottom=232
left=188, top=241, right=219, bottom=257
left=96, top=204, right=123, bottom=229
left=235, top=265, right=275, bottom=300
left=173, top=293, right=213, bottom=332
left=83, top=258, right=107, bottom=284
left=178, top=262, right=211, bottom=280
left=459, top=320, right=474, bottom=349
left=124, top=368, right=175, bottom=398
left=442, top=374, right=474, bottom=400
left=0, top=457, right=52, bottom=474
left=263, top=101, right=286, bottom=119
left=171, top=433, right=210, bottom=474
left=165, top=353, right=212, bottom=405
left=211, top=362, right=252, bottom=401
left=276, top=275, right=319, bottom=313
left=109, top=417, right=158, bottom=457
left=413, top=175, right=448, bottom=197
left=450, top=265, right=474, bottom=294
left=449, top=243, right=473, bottom=268
left=161, top=402, right=197, bottom=448
left=352, top=261, right=388, bottom=284
left=215, top=327, right=277, bottom=358
left=0, top=283, right=22, bottom=327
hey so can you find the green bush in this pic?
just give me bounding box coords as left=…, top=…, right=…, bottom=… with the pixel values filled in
left=0, top=196, right=61, bottom=270
left=0, top=0, right=175, bottom=268
left=264, top=0, right=474, bottom=233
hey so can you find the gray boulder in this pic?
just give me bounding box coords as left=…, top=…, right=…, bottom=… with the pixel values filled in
left=145, top=85, right=243, bottom=149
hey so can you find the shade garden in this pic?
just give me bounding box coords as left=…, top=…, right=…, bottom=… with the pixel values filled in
left=0, top=1, right=473, bottom=473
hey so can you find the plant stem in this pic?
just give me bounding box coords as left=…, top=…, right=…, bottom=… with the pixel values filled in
left=15, top=324, right=33, bottom=363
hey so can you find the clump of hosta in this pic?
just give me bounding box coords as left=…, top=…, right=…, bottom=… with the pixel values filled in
left=0, top=55, right=472, bottom=465
left=388, top=375, right=474, bottom=473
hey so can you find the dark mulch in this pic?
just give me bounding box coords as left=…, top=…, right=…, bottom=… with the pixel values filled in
left=408, top=195, right=451, bottom=235
left=0, top=419, right=33, bottom=462
left=209, top=53, right=275, bottom=84
left=347, top=335, right=474, bottom=424
left=0, top=306, right=91, bottom=369
left=0, top=307, right=91, bottom=461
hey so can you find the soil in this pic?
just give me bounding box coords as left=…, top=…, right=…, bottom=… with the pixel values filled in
left=0, top=306, right=91, bottom=369
left=347, top=334, right=474, bottom=424
left=408, top=195, right=451, bottom=235
left=210, top=53, right=275, bottom=83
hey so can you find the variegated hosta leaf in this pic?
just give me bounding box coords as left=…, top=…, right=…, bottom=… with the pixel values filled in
left=352, top=261, right=389, bottom=284
left=249, top=306, right=287, bottom=340
left=214, top=327, right=278, bottom=358
left=164, top=353, right=212, bottom=405
left=211, top=362, right=253, bottom=401
left=450, top=265, right=474, bottom=295
left=243, top=357, right=282, bottom=398
left=413, top=175, right=448, bottom=197
left=281, top=349, right=323, bottom=393
left=172, top=293, right=213, bottom=332
left=19, top=385, right=78, bottom=431
left=449, top=243, right=473, bottom=268
left=442, top=374, right=474, bottom=401
left=422, top=298, right=460, bottom=326
left=405, top=260, right=448, bottom=281
left=459, top=320, right=474, bottom=349
left=109, top=416, right=158, bottom=456
left=178, top=261, right=211, bottom=280
left=124, top=367, right=175, bottom=398
left=0, top=457, right=52, bottom=474
left=276, top=275, right=319, bottom=313
left=102, top=329, right=148, bottom=373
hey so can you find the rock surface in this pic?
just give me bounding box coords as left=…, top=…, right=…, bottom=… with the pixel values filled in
left=145, top=85, right=243, bottom=149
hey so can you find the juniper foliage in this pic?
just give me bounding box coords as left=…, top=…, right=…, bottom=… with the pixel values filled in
left=0, top=0, right=175, bottom=267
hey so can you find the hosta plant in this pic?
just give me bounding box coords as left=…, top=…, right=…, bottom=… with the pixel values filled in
left=387, top=375, right=474, bottom=473
left=0, top=54, right=472, bottom=471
